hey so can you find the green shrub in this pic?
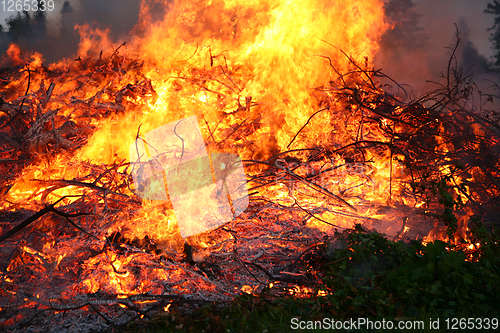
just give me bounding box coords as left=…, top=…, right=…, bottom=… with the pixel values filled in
left=136, top=225, right=500, bottom=332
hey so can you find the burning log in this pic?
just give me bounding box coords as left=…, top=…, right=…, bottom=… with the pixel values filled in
left=0, top=97, right=24, bottom=120
left=23, top=120, right=77, bottom=152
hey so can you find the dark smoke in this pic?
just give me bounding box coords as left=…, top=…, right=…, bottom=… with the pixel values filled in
left=375, top=0, right=497, bottom=99
left=456, top=18, right=492, bottom=76
left=0, top=0, right=142, bottom=64
left=1, top=0, right=499, bottom=102
left=0, top=7, right=47, bottom=59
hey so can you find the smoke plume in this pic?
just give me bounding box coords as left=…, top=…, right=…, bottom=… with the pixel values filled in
left=375, top=0, right=497, bottom=99
left=0, top=0, right=142, bottom=63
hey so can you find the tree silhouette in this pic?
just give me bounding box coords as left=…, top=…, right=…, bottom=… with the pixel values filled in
left=485, top=0, right=500, bottom=69
left=0, top=1, right=47, bottom=56
left=380, top=0, right=428, bottom=51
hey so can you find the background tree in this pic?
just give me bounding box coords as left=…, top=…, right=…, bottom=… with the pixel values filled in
left=485, top=0, right=500, bottom=69
left=0, top=1, right=47, bottom=59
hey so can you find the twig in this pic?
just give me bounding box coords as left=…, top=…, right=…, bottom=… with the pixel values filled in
left=393, top=217, right=408, bottom=241
left=173, top=118, right=186, bottom=162
left=287, top=107, right=329, bottom=149
left=219, top=64, right=242, bottom=92
left=318, top=38, right=377, bottom=89
left=294, top=198, right=343, bottom=228
left=16, top=65, right=31, bottom=114
left=33, top=179, right=129, bottom=199
left=243, top=261, right=310, bottom=285
left=108, top=41, right=127, bottom=63
left=51, top=207, right=100, bottom=241
left=233, top=247, right=265, bottom=285
left=44, top=82, right=56, bottom=106
left=222, top=117, right=249, bottom=144
left=277, top=163, right=356, bottom=210
left=0, top=196, right=92, bottom=243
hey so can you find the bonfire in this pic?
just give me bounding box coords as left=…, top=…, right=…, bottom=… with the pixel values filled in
left=0, top=0, right=498, bottom=331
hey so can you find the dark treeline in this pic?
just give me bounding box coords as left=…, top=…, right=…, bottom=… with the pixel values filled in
left=0, top=0, right=141, bottom=64
left=1, top=0, right=500, bottom=75
left=0, top=4, right=47, bottom=59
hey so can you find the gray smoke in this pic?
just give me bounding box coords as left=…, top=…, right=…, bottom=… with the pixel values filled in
left=1, top=0, right=499, bottom=104
left=457, top=18, right=491, bottom=76
left=374, top=0, right=498, bottom=99
left=0, top=0, right=142, bottom=64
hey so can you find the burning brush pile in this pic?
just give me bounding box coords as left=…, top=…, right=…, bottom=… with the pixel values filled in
left=0, top=0, right=499, bottom=331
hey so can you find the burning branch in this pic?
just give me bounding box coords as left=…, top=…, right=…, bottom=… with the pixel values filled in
left=0, top=196, right=93, bottom=243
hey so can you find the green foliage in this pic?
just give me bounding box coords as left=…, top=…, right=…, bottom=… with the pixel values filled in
left=410, top=165, right=467, bottom=240
left=135, top=226, right=499, bottom=332
left=323, top=226, right=500, bottom=319
left=387, top=240, right=487, bottom=317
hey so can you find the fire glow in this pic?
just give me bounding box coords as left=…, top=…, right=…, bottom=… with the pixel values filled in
left=0, top=0, right=498, bottom=330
